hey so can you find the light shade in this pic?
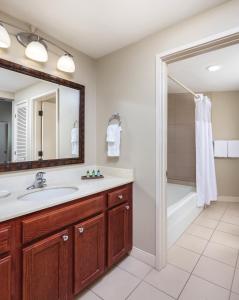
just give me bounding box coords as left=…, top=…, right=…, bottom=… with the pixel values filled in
left=57, top=54, right=75, bottom=73
left=0, top=23, right=11, bottom=48
left=25, top=40, right=48, bottom=62
left=207, top=65, right=221, bottom=72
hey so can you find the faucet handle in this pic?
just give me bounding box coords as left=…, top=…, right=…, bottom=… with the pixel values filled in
left=36, top=171, right=46, bottom=179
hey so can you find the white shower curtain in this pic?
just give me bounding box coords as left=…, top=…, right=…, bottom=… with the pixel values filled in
left=195, top=94, right=217, bottom=207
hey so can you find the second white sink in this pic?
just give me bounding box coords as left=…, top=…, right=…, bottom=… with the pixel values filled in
left=18, top=186, right=79, bottom=201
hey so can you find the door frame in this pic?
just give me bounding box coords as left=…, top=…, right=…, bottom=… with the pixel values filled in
left=31, top=89, right=59, bottom=160
left=155, top=27, right=239, bottom=270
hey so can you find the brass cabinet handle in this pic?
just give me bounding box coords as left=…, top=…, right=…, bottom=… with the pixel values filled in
left=118, top=194, right=123, bottom=200
left=62, top=235, right=69, bottom=242
left=79, top=227, right=84, bottom=234
left=125, top=205, right=130, bottom=210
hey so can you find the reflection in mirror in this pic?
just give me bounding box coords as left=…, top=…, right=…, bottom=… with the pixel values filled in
left=0, top=67, right=80, bottom=163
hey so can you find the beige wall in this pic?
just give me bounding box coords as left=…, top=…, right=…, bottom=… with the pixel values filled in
left=0, top=90, right=14, bottom=99
left=211, top=91, right=239, bottom=197
left=168, top=93, right=196, bottom=184
left=96, top=1, right=239, bottom=255
left=0, top=11, right=97, bottom=165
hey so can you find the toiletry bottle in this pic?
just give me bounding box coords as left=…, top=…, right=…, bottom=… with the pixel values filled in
left=92, top=170, right=95, bottom=177
left=97, top=170, right=101, bottom=177
left=86, top=170, right=90, bottom=178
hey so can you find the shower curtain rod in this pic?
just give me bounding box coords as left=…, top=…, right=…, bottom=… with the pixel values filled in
left=168, top=74, right=199, bottom=98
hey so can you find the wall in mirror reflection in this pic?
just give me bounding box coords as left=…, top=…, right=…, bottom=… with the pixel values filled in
left=0, top=68, right=80, bottom=163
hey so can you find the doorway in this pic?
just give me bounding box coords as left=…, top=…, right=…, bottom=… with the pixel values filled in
left=32, top=91, right=58, bottom=160
left=0, top=100, right=12, bottom=162
left=155, top=28, right=239, bottom=270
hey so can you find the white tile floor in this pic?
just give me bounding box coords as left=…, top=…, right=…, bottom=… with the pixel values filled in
left=76, top=202, right=239, bottom=300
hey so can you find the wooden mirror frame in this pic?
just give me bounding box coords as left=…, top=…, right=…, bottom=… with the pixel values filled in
left=0, top=58, right=85, bottom=172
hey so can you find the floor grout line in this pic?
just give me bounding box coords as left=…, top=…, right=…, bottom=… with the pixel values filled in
left=229, top=250, right=239, bottom=298
left=176, top=208, right=214, bottom=300
left=125, top=267, right=154, bottom=300
left=175, top=202, right=236, bottom=299
left=78, top=202, right=239, bottom=300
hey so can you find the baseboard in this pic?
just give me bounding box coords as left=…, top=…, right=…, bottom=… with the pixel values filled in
left=130, top=246, right=156, bottom=267
left=218, top=196, right=239, bottom=203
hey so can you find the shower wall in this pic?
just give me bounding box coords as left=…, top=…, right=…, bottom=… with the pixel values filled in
left=211, top=91, right=239, bottom=198
left=167, top=93, right=196, bottom=185
left=168, top=91, right=239, bottom=198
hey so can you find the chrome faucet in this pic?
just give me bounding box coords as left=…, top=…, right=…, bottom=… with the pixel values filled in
left=27, top=172, right=47, bottom=190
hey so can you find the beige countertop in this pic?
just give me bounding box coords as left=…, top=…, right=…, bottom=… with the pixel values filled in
left=0, top=166, right=134, bottom=222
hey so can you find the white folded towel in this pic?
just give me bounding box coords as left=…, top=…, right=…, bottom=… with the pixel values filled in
left=214, top=140, right=228, bottom=157
left=228, top=140, right=239, bottom=158
left=106, top=124, right=122, bottom=157
left=71, top=127, right=79, bottom=156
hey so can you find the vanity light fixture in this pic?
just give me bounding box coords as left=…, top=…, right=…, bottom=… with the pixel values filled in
left=17, top=32, right=48, bottom=62
left=207, top=65, right=222, bottom=72
left=57, top=53, right=76, bottom=73
left=25, top=39, right=48, bottom=62
left=0, top=23, right=11, bottom=48
left=0, top=20, right=76, bottom=73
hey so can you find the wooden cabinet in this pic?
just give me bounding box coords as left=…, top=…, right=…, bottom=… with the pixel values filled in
left=23, top=229, right=70, bottom=300
left=0, top=183, right=132, bottom=300
left=0, top=256, right=11, bottom=300
left=108, top=202, right=132, bottom=267
left=74, top=213, right=105, bottom=294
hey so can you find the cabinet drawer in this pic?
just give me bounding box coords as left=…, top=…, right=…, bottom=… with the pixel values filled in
left=22, top=195, right=105, bottom=244
left=0, top=226, right=11, bottom=255
left=108, top=186, right=129, bottom=208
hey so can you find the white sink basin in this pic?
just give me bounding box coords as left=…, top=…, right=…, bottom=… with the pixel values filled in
left=18, top=186, right=79, bottom=201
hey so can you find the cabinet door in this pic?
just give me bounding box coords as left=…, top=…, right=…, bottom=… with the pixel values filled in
left=74, top=213, right=105, bottom=294
left=23, top=229, right=70, bottom=300
left=108, top=203, right=132, bottom=267
left=0, top=256, right=11, bottom=300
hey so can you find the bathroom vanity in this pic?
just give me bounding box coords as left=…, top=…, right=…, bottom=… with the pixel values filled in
left=0, top=182, right=133, bottom=300
left=0, top=56, right=133, bottom=300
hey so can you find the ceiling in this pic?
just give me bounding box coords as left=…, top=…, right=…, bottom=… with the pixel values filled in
left=0, top=68, right=40, bottom=93
left=168, top=43, right=239, bottom=93
left=0, top=0, right=226, bottom=58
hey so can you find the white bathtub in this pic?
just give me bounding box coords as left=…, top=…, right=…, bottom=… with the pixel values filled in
left=167, top=183, right=202, bottom=248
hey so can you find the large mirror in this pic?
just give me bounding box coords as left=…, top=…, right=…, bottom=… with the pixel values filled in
left=0, top=59, right=84, bottom=171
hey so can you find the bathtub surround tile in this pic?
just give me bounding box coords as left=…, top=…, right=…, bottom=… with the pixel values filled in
left=193, top=256, right=234, bottom=289
left=187, top=224, right=213, bottom=240
left=127, top=281, right=174, bottom=300
left=179, top=275, right=230, bottom=300
left=194, top=215, right=218, bottom=229
left=204, top=242, right=238, bottom=267
left=176, top=233, right=208, bottom=254
left=211, top=231, right=239, bottom=249
left=168, top=245, right=200, bottom=272
left=217, top=222, right=239, bottom=236
left=232, top=269, right=239, bottom=294
left=117, top=256, right=152, bottom=279
left=91, top=267, right=140, bottom=300
left=144, top=264, right=189, bottom=298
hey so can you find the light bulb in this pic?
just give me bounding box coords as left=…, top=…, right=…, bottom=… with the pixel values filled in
left=207, top=65, right=221, bottom=72
left=25, top=40, right=48, bottom=62
left=0, top=23, right=11, bottom=48
left=57, top=53, right=75, bottom=73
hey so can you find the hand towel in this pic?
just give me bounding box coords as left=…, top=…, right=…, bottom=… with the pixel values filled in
left=71, top=127, right=79, bottom=156
left=228, top=140, right=239, bottom=158
left=214, top=140, right=227, bottom=157
left=106, top=124, right=122, bottom=157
